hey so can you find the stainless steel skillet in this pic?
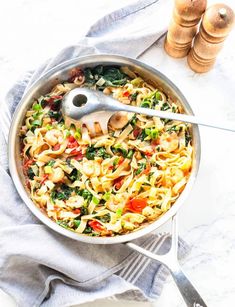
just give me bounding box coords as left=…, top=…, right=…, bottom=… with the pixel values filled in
left=8, top=54, right=206, bottom=306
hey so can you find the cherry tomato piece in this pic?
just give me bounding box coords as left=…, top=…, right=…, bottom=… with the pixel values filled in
left=70, top=150, right=83, bottom=160
left=125, top=198, right=148, bottom=213
left=73, top=208, right=81, bottom=214
left=40, top=174, right=49, bottom=185
left=133, top=128, right=141, bottom=138
left=88, top=220, right=104, bottom=232
left=114, top=176, right=124, bottom=190
left=67, top=136, right=78, bottom=148
left=53, top=144, right=61, bottom=151
left=123, top=91, right=130, bottom=97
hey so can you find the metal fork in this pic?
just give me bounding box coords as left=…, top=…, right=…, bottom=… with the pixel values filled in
left=62, top=87, right=235, bottom=134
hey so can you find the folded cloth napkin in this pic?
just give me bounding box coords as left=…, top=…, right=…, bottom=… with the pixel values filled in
left=0, top=0, right=189, bottom=306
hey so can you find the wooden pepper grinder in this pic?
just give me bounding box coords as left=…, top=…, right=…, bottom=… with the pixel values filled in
left=164, top=0, right=207, bottom=58
left=188, top=4, right=235, bottom=73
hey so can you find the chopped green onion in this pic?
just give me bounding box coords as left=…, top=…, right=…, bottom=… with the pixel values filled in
left=31, top=119, right=42, bottom=126
left=74, top=128, right=81, bottom=140
left=145, top=128, right=159, bottom=140
left=130, top=77, right=143, bottom=86
left=155, top=91, right=162, bottom=100
left=65, top=130, right=71, bottom=138
left=47, top=160, right=56, bottom=167
left=127, top=149, right=134, bottom=159
left=116, top=208, right=123, bottom=218
left=32, top=111, right=42, bottom=119
left=32, top=103, right=42, bottom=111
left=44, top=166, right=52, bottom=174
left=30, top=164, right=39, bottom=177
left=92, top=196, right=100, bottom=205
left=103, top=192, right=111, bottom=201
left=74, top=219, right=81, bottom=228
left=46, top=124, right=53, bottom=130
left=113, top=157, right=119, bottom=167
left=130, top=114, right=137, bottom=126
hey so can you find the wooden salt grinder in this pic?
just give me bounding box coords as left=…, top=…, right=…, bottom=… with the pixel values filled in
left=164, top=0, right=207, bottom=58
left=188, top=4, right=235, bottom=73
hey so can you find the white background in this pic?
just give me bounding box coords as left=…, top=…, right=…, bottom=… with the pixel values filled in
left=0, top=0, right=235, bottom=306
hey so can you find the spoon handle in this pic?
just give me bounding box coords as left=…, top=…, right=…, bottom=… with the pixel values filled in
left=116, top=104, right=235, bottom=132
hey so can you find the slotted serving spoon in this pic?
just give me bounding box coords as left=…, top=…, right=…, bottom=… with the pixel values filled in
left=62, top=87, right=235, bottom=134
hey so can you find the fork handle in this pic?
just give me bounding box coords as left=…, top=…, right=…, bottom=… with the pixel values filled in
left=115, top=104, right=235, bottom=132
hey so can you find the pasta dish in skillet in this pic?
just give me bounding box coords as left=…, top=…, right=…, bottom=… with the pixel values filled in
left=20, top=65, right=192, bottom=236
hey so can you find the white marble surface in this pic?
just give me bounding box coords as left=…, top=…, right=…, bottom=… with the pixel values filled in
left=1, top=0, right=235, bottom=306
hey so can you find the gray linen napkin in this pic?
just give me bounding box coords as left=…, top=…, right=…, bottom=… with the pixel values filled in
left=0, top=1, right=189, bottom=306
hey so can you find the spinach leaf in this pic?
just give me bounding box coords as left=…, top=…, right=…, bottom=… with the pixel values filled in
left=83, top=226, right=92, bottom=234
left=96, top=147, right=111, bottom=159
left=137, top=129, right=148, bottom=141
left=112, top=144, right=128, bottom=157
left=67, top=169, right=82, bottom=182
left=130, top=92, right=138, bottom=101
left=51, top=184, right=73, bottom=201
left=135, top=162, right=146, bottom=175
left=85, top=146, right=96, bottom=160
left=93, top=65, right=104, bottom=75
left=56, top=220, right=70, bottom=229
left=61, top=184, right=73, bottom=198
left=96, top=213, right=111, bottom=223
left=48, top=110, right=62, bottom=121
left=84, top=65, right=128, bottom=89
left=76, top=188, right=93, bottom=202
left=185, top=131, right=192, bottom=146
left=27, top=167, right=35, bottom=180
left=80, top=206, right=88, bottom=216
left=84, top=68, right=96, bottom=85
left=56, top=192, right=67, bottom=201
left=102, top=67, right=127, bottom=86
left=86, top=146, right=111, bottom=160
left=161, top=102, right=170, bottom=111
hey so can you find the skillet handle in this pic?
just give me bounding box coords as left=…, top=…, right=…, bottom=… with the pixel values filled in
left=125, top=215, right=207, bottom=307
left=169, top=264, right=207, bottom=307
